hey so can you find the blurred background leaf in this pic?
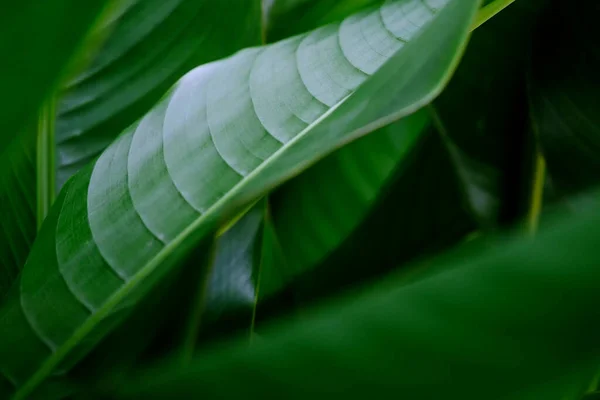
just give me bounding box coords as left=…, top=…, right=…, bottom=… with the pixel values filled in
left=104, top=191, right=600, bottom=400
left=0, top=133, right=37, bottom=296
left=431, top=0, right=548, bottom=229
left=529, top=0, right=600, bottom=211
left=0, top=0, right=110, bottom=154
left=0, top=0, right=111, bottom=297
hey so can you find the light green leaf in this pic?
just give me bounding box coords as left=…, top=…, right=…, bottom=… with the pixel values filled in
left=105, top=198, right=600, bottom=400
left=56, top=0, right=263, bottom=188
left=0, top=0, right=480, bottom=397
left=0, top=0, right=262, bottom=299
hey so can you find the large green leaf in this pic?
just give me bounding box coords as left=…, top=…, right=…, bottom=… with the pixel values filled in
left=529, top=0, right=600, bottom=203
left=0, top=0, right=263, bottom=299
left=0, top=0, right=480, bottom=397
left=0, top=0, right=109, bottom=154
left=56, top=0, right=263, bottom=188
left=104, top=198, right=600, bottom=400
left=261, top=0, right=535, bottom=303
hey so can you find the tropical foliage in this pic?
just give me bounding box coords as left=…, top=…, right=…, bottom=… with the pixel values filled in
left=0, top=0, right=599, bottom=399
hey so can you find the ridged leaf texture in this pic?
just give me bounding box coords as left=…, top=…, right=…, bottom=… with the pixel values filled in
left=56, top=0, right=262, bottom=187
left=0, top=0, right=480, bottom=398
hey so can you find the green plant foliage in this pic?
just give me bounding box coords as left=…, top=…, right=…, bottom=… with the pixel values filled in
left=0, top=0, right=263, bottom=299
left=0, top=1, right=480, bottom=397
left=1, top=0, right=599, bottom=399
left=56, top=0, right=263, bottom=188
left=0, top=0, right=109, bottom=154
left=104, top=201, right=600, bottom=400
left=0, top=133, right=36, bottom=295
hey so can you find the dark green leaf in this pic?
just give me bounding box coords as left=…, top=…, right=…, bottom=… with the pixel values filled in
left=107, top=196, right=600, bottom=400
left=269, top=112, right=429, bottom=290
left=0, top=0, right=109, bottom=154
left=529, top=0, right=600, bottom=202
left=0, top=133, right=36, bottom=297
left=265, top=0, right=379, bottom=41
left=431, top=0, right=544, bottom=228
left=268, top=128, right=473, bottom=306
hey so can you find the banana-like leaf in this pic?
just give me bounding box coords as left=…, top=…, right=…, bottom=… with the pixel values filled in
left=529, top=0, right=600, bottom=203
left=263, top=0, right=537, bottom=299
left=259, top=1, right=538, bottom=303
left=106, top=199, right=600, bottom=400
left=0, top=0, right=262, bottom=299
left=0, top=0, right=109, bottom=154
left=56, top=0, right=262, bottom=188
left=0, top=0, right=480, bottom=397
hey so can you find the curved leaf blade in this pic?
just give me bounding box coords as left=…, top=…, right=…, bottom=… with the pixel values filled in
left=110, top=201, right=600, bottom=400
left=0, top=0, right=480, bottom=397
left=56, top=0, right=263, bottom=188
left=0, top=0, right=262, bottom=299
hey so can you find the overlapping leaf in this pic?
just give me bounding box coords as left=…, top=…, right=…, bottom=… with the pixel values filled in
left=107, top=199, right=600, bottom=400
left=0, top=0, right=263, bottom=299
left=0, top=0, right=480, bottom=397
left=56, top=0, right=263, bottom=187
left=261, top=0, right=540, bottom=303
left=269, top=128, right=473, bottom=305
left=0, top=0, right=110, bottom=297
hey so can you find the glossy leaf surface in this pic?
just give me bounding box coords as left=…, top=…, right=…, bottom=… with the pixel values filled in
left=0, top=0, right=262, bottom=299
left=56, top=0, right=263, bottom=187
left=0, top=0, right=480, bottom=397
